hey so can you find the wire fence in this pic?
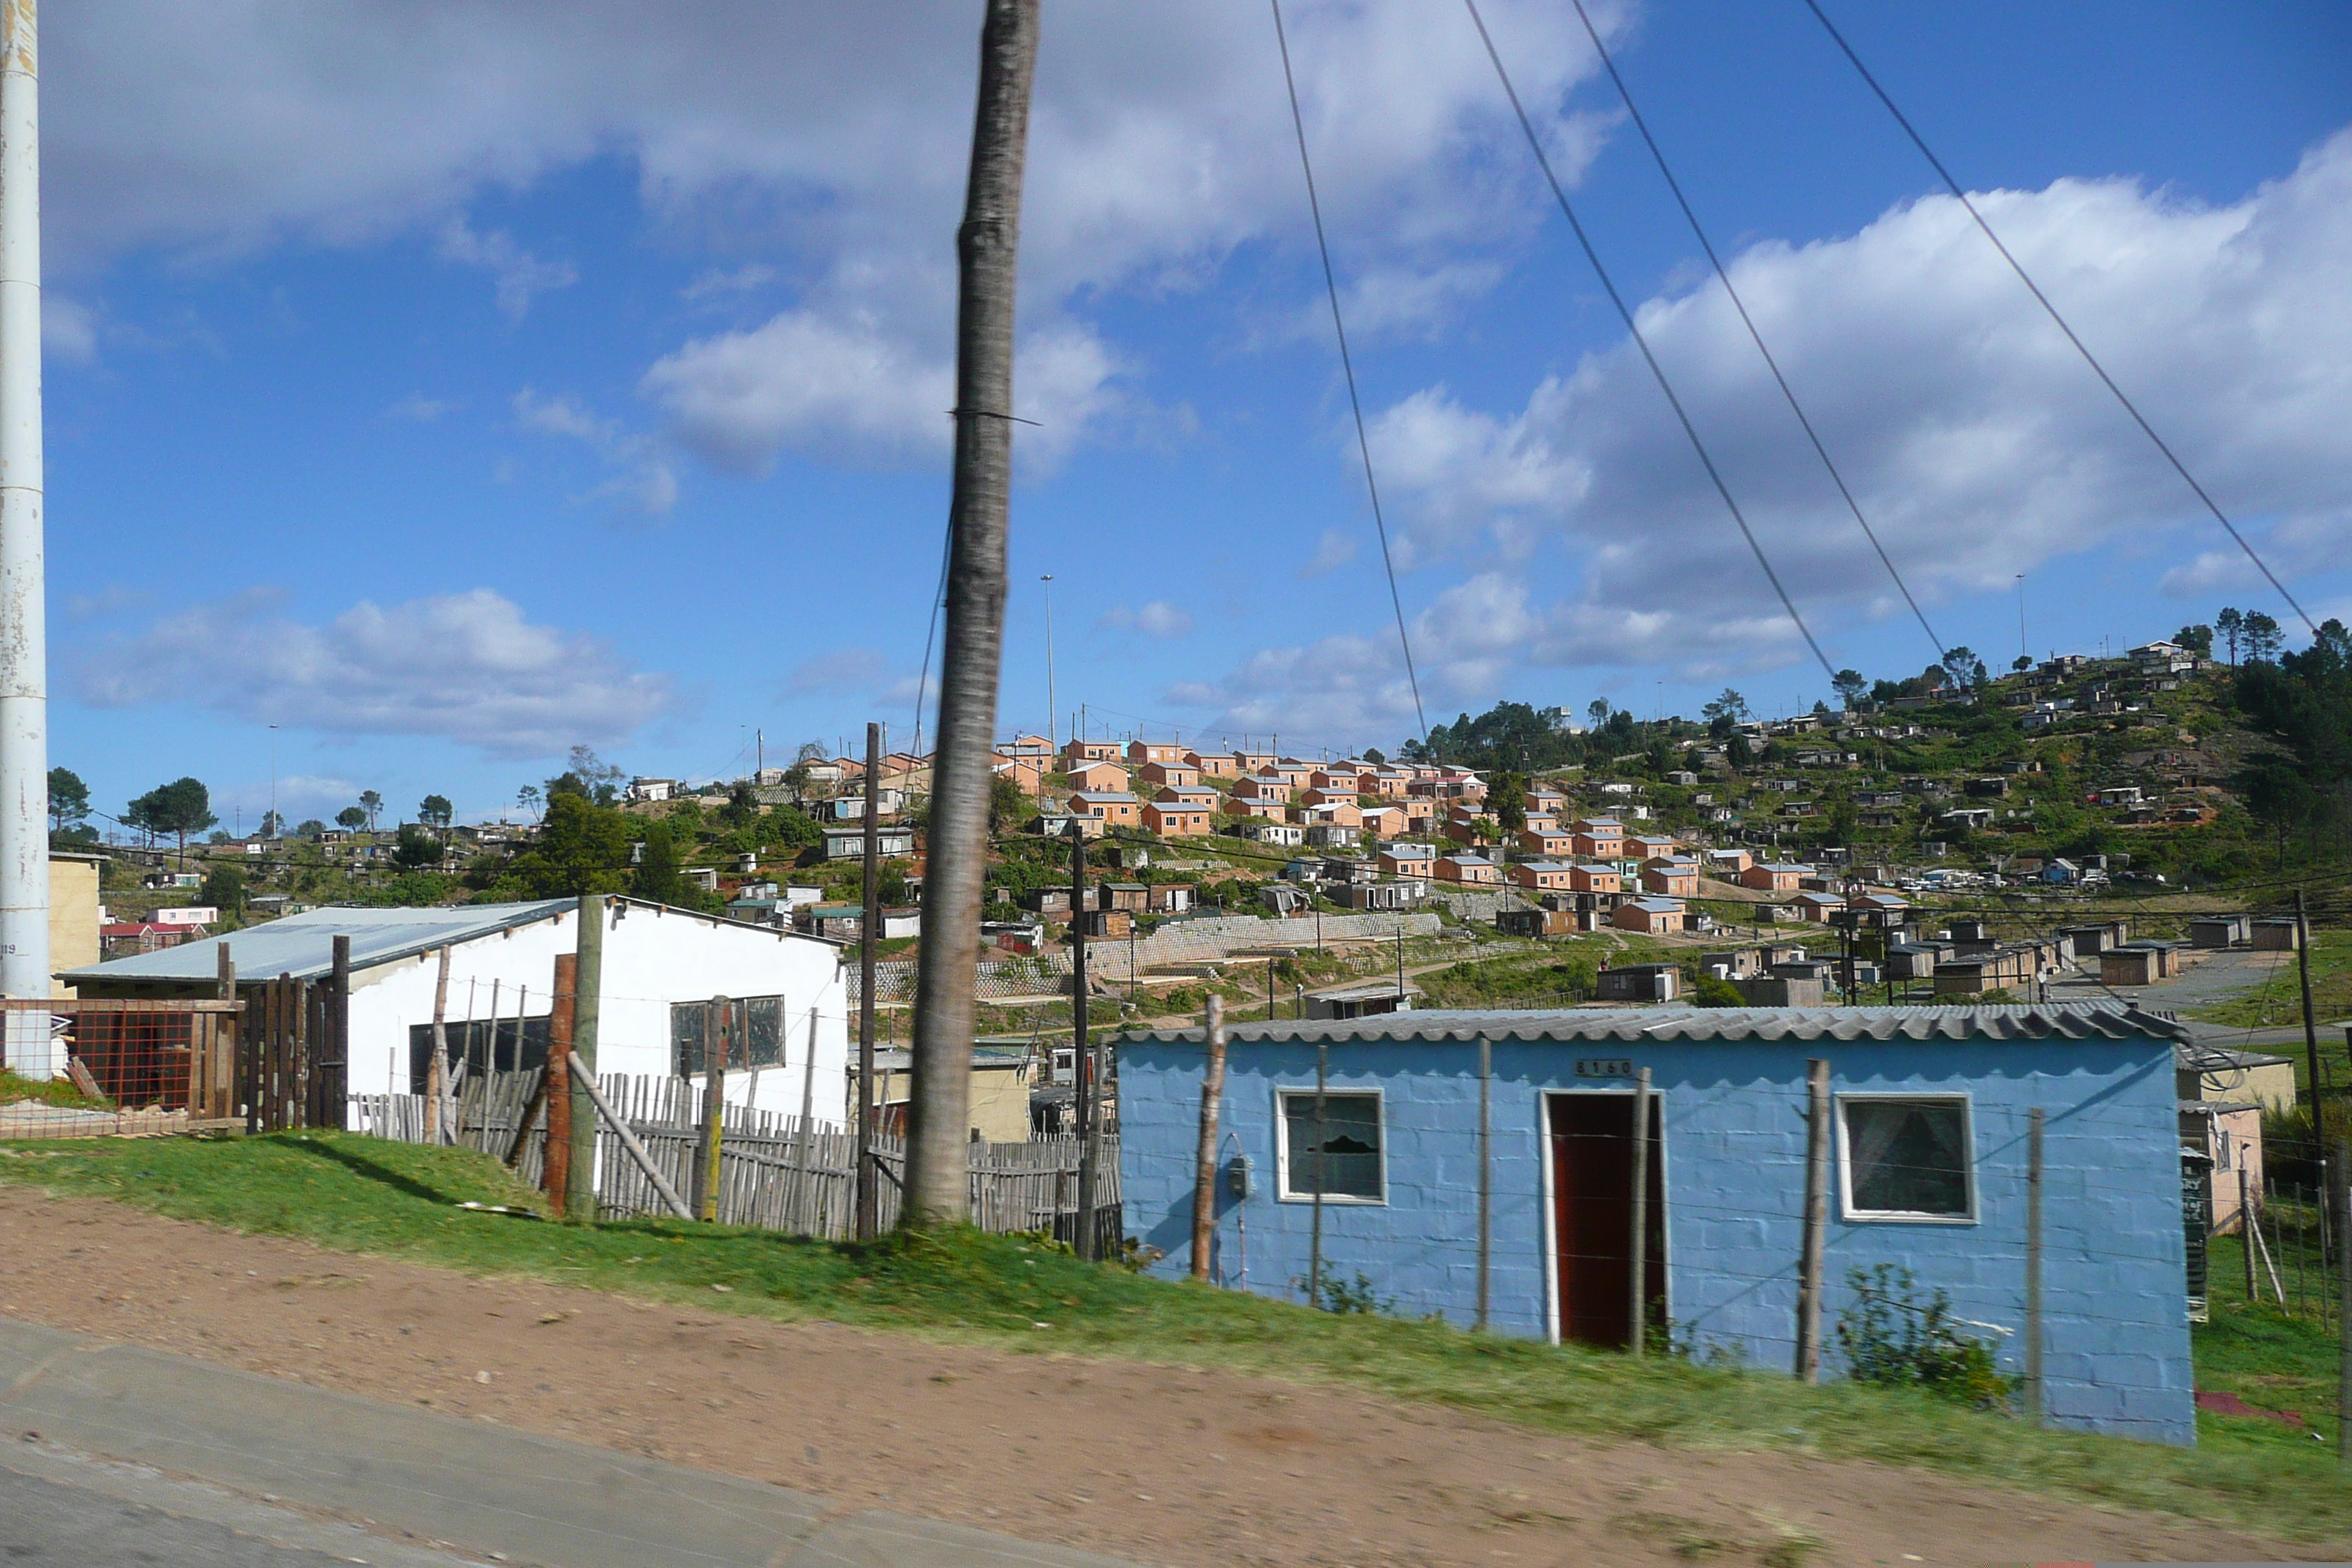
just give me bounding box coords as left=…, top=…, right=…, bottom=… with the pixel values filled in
left=0, top=999, right=244, bottom=1139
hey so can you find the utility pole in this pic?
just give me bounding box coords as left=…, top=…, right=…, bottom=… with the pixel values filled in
left=0, top=0, right=45, bottom=1077
left=1795, top=1058, right=1830, bottom=1382
left=1040, top=573, right=1057, bottom=751
left=1069, top=823, right=1095, bottom=1255
left=904, top=0, right=1039, bottom=1230
left=856, top=722, right=882, bottom=1240
left=568, top=894, right=604, bottom=1221
left=2299, top=889, right=2323, bottom=1115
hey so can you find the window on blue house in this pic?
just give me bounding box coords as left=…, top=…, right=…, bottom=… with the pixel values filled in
left=1839, top=1096, right=1973, bottom=1221
left=1279, top=1090, right=1384, bottom=1202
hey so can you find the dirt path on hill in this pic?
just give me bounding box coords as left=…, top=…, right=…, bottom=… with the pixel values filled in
left=0, top=1188, right=2309, bottom=1568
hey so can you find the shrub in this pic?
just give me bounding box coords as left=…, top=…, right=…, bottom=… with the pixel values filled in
left=1834, top=1264, right=2013, bottom=1409
left=1692, top=973, right=1744, bottom=1009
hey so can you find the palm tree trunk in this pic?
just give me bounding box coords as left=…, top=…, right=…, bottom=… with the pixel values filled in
left=904, top=0, right=1038, bottom=1229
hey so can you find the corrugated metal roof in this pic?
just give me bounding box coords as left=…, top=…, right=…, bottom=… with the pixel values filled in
left=1115, top=1002, right=2187, bottom=1047
left=61, top=898, right=576, bottom=984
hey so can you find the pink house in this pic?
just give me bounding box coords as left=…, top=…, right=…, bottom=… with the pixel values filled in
left=1512, top=861, right=1573, bottom=892
left=1434, top=854, right=1501, bottom=886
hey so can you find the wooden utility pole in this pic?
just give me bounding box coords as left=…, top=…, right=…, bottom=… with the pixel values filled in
left=568, top=896, right=605, bottom=1220
left=544, top=952, right=576, bottom=1217
left=1189, top=994, right=1227, bottom=1281
left=1795, top=1058, right=1830, bottom=1382
left=426, top=947, right=452, bottom=1145
left=1628, top=1067, right=1651, bottom=1356
left=2337, top=1142, right=2351, bottom=1469
left=1070, top=826, right=1097, bottom=1257
left=2299, top=890, right=2323, bottom=1115
left=2024, top=1107, right=2045, bottom=1422
left=1476, top=1034, right=1492, bottom=1330
left=856, top=722, right=882, bottom=1240
left=904, top=0, right=1039, bottom=1230
left=696, top=997, right=729, bottom=1222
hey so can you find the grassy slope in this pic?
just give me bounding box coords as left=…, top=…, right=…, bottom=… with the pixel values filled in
left=2193, top=931, right=2352, bottom=1030
left=2, top=1134, right=2349, bottom=1544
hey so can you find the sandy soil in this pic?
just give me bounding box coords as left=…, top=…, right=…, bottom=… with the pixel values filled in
left=0, top=1187, right=2313, bottom=1567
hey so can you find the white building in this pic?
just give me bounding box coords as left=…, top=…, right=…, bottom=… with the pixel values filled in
left=63, top=898, right=851, bottom=1124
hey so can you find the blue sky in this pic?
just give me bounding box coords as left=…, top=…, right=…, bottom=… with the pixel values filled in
left=42, top=0, right=2352, bottom=831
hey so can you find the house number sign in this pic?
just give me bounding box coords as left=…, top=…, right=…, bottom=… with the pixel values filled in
left=1574, top=1058, right=1635, bottom=1079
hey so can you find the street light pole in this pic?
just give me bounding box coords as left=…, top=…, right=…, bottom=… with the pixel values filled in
left=1041, top=573, right=1057, bottom=752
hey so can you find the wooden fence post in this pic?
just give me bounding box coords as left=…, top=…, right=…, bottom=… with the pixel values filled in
left=1795, top=1058, right=1830, bottom=1383
left=327, top=935, right=351, bottom=1131
left=696, top=996, right=729, bottom=1222
left=2024, top=1106, right=2045, bottom=1422
left=1628, top=1066, right=1651, bottom=1356
left=544, top=952, right=576, bottom=1217
left=1189, top=994, right=1227, bottom=1281
left=1477, top=1034, right=1492, bottom=1331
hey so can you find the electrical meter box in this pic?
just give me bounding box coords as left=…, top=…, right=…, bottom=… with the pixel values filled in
left=1225, top=1152, right=1253, bottom=1200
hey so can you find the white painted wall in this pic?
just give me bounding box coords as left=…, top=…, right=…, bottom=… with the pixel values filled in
left=345, top=902, right=851, bottom=1127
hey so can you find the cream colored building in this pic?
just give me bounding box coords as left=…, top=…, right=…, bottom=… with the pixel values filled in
left=867, top=1046, right=1033, bottom=1144
left=49, top=853, right=103, bottom=997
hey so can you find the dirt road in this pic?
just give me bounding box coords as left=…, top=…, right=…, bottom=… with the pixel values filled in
left=0, top=1188, right=2304, bottom=1567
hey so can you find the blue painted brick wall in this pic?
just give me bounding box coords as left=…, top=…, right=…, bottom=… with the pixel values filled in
left=1120, top=1029, right=2193, bottom=1444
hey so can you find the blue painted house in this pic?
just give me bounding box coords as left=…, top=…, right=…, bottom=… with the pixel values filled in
left=1117, top=1004, right=2195, bottom=1444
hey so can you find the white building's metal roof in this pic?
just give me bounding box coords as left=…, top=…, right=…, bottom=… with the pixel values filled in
left=61, top=899, right=576, bottom=984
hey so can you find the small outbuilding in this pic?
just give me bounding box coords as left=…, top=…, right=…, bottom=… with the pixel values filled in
left=1117, top=1003, right=2197, bottom=1444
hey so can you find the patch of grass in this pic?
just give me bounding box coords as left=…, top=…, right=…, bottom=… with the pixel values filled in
left=3, top=1133, right=2351, bottom=1545
left=2194, top=1228, right=2346, bottom=1459
left=0, top=1068, right=107, bottom=1110
left=2191, top=932, right=2352, bottom=1030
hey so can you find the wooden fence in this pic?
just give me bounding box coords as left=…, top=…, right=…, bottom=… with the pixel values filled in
left=351, top=1068, right=1120, bottom=1250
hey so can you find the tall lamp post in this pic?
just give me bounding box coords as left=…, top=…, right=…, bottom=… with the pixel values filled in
left=1041, top=573, right=1057, bottom=752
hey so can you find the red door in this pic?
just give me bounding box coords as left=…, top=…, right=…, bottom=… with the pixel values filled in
left=1549, top=1093, right=1664, bottom=1349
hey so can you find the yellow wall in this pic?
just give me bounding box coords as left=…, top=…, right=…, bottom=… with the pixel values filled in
left=48, top=854, right=102, bottom=998
left=876, top=1061, right=1033, bottom=1143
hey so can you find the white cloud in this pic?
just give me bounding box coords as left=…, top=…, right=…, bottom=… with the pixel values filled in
left=39, top=1, right=1621, bottom=475
left=681, top=263, right=777, bottom=302
left=1358, top=128, right=2352, bottom=668
left=43, top=295, right=98, bottom=363
left=786, top=648, right=889, bottom=696
left=74, top=587, right=676, bottom=759
left=643, top=313, right=1123, bottom=474
left=435, top=218, right=577, bottom=320
left=1097, top=601, right=1195, bottom=639
left=1300, top=527, right=1360, bottom=578
left=511, top=388, right=677, bottom=515
left=63, top=584, right=149, bottom=621
left=386, top=392, right=455, bottom=422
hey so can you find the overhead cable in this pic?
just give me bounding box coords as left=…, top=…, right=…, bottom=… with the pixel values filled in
left=1462, top=0, right=1838, bottom=682
left=1798, top=0, right=2315, bottom=638
left=1269, top=0, right=1430, bottom=745
left=1566, top=0, right=1947, bottom=668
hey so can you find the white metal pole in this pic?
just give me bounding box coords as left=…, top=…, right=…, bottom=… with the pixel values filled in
left=1040, top=573, right=1055, bottom=752
left=0, top=0, right=48, bottom=1076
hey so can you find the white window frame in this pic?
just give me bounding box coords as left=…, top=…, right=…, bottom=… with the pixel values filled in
left=1835, top=1092, right=1978, bottom=1225
left=1275, top=1085, right=1388, bottom=1205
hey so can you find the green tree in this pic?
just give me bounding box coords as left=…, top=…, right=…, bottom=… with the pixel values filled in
left=1692, top=973, right=1744, bottom=1008
left=1830, top=671, right=1866, bottom=710
left=632, top=818, right=685, bottom=905
left=48, top=767, right=88, bottom=834
left=358, top=790, right=383, bottom=831
left=334, top=806, right=367, bottom=831
left=2010, top=655, right=2032, bottom=673
left=1939, top=647, right=1988, bottom=692
left=1490, top=770, right=1529, bottom=837
left=2242, top=611, right=2284, bottom=665
left=200, top=864, right=247, bottom=918
left=516, top=784, right=543, bottom=820
left=2176, top=623, right=2213, bottom=658
left=295, top=818, right=326, bottom=837
left=987, top=772, right=1028, bottom=834
left=720, top=781, right=759, bottom=829
left=562, top=745, right=627, bottom=806
left=391, top=824, right=443, bottom=871
left=495, top=791, right=633, bottom=898
left=1702, top=689, right=1750, bottom=724
left=259, top=810, right=284, bottom=837
left=2215, top=607, right=2245, bottom=666
left=417, top=794, right=455, bottom=835
left=129, top=777, right=216, bottom=867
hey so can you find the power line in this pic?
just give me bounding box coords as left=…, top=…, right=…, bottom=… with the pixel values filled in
left=909, top=513, right=955, bottom=761
left=1462, top=0, right=1838, bottom=683
left=1269, top=0, right=1429, bottom=745
left=1797, top=0, right=2315, bottom=640
left=1564, top=0, right=1946, bottom=668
